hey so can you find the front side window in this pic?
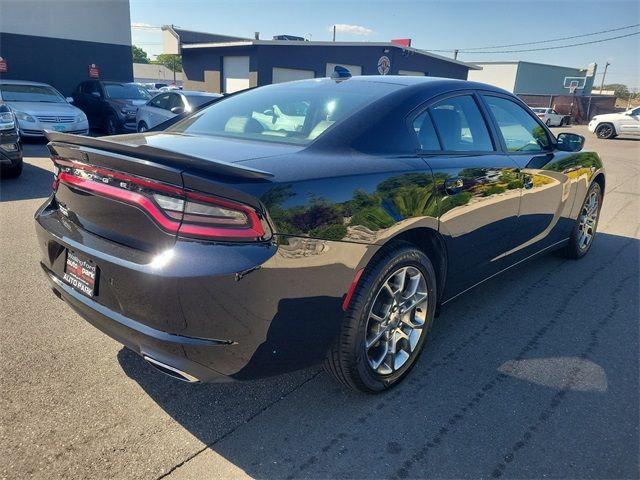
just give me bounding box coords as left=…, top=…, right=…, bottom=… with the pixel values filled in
left=168, top=94, right=184, bottom=110
left=429, top=95, right=493, bottom=152
left=150, top=93, right=170, bottom=109
left=484, top=96, right=550, bottom=152
left=168, top=80, right=400, bottom=145
left=0, top=84, right=66, bottom=103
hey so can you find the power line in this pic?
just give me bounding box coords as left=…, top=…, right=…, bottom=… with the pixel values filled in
left=429, top=23, right=639, bottom=52
left=428, top=31, right=639, bottom=55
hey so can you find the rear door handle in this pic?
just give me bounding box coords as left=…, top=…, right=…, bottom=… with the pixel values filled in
left=444, top=177, right=464, bottom=195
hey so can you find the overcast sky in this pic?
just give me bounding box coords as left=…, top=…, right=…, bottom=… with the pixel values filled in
left=130, top=0, right=640, bottom=89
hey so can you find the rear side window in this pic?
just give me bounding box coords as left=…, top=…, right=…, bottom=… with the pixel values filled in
left=429, top=95, right=493, bottom=152
left=413, top=111, right=441, bottom=151
left=484, top=96, right=550, bottom=152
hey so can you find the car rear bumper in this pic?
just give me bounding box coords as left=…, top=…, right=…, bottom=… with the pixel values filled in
left=35, top=197, right=376, bottom=382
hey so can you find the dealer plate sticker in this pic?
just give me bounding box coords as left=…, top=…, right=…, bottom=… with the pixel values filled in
left=63, top=251, right=97, bottom=297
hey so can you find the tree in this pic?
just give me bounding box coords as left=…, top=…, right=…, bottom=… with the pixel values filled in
left=132, top=45, right=150, bottom=64
left=152, top=54, right=182, bottom=72
left=602, top=84, right=630, bottom=99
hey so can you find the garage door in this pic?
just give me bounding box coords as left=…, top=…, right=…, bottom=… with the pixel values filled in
left=325, top=63, right=362, bottom=77
left=272, top=67, right=315, bottom=84
left=398, top=70, right=425, bottom=76
left=223, top=56, right=250, bottom=93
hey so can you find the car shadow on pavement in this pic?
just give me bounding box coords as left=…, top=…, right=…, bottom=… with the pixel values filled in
left=117, top=232, right=639, bottom=479
left=1, top=161, right=54, bottom=202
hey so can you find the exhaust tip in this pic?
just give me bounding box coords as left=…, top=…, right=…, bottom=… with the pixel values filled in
left=143, top=355, right=200, bottom=383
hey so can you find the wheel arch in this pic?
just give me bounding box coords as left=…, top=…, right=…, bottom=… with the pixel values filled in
left=372, top=227, right=447, bottom=302
left=592, top=172, right=605, bottom=195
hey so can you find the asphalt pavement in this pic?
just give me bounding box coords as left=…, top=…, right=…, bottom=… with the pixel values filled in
left=1, top=126, right=638, bottom=479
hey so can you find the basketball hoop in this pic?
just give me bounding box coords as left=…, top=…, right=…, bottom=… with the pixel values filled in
left=569, top=85, right=577, bottom=94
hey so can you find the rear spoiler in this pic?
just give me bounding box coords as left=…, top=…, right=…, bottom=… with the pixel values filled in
left=45, top=132, right=274, bottom=181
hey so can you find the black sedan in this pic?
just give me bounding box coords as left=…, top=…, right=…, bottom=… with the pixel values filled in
left=36, top=76, right=605, bottom=392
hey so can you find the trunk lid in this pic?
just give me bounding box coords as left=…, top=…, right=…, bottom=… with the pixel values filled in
left=47, top=132, right=277, bottom=252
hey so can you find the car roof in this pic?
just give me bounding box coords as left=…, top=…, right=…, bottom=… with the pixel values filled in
left=0, top=79, right=54, bottom=87
left=181, top=91, right=222, bottom=96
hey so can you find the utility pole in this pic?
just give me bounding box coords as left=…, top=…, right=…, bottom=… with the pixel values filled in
left=332, top=25, right=336, bottom=42
left=454, top=49, right=459, bottom=60
left=599, top=61, right=610, bottom=94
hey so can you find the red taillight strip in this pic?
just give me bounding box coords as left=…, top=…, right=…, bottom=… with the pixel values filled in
left=342, top=268, right=364, bottom=312
left=57, top=172, right=266, bottom=240
left=58, top=173, right=182, bottom=231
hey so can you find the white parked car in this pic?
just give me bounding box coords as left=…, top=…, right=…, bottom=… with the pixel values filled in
left=531, top=108, right=567, bottom=127
left=136, top=90, right=222, bottom=131
left=588, top=107, right=640, bottom=139
left=0, top=80, right=89, bottom=137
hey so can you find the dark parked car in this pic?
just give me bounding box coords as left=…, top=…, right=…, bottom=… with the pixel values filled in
left=0, top=103, right=23, bottom=178
left=71, top=80, right=151, bottom=135
left=36, top=77, right=605, bottom=392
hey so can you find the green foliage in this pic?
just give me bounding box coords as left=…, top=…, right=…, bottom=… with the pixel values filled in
left=602, top=83, right=630, bottom=99
left=152, top=54, right=182, bottom=72
left=439, top=191, right=472, bottom=213
left=309, top=223, right=348, bottom=240
left=393, top=186, right=437, bottom=217
left=132, top=45, right=150, bottom=64
left=350, top=206, right=395, bottom=231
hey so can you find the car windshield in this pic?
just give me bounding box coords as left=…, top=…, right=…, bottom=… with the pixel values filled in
left=531, top=108, right=546, bottom=113
left=168, top=80, right=401, bottom=145
left=0, top=84, right=66, bottom=103
left=104, top=83, right=151, bottom=100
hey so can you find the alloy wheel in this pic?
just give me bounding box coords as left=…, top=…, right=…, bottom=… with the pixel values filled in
left=365, top=266, right=428, bottom=375
left=597, top=125, right=612, bottom=138
left=577, top=189, right=599, bottom=250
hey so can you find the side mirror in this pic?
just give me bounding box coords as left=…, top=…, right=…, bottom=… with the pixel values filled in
left=91, top=91, right=101, bottom=98
left=66, top=97, right=74, bottom=103
left=556, top=132, right=585, bottom=152
left=170, top=106, right=184, bottom=114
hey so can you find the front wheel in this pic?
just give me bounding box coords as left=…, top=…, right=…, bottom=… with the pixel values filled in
left=546, top=119, right=551, bottom=126
left=558, top=182, right=602, bottom=259
left=106, top=114, right=119, bottom=135
left=138, top=121, right=148, bottom=133
left=325, top=243, right=437, bottom=393
left=595, top=123, right=615, bottom=139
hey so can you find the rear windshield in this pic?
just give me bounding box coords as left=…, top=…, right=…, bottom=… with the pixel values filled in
left=185, top=94, right=220, bottom=109
left=105, top=83, right=151, bottom=100
left=168, top=80, right=401, bottom=145
left=0, top=84, right=66, bottom=103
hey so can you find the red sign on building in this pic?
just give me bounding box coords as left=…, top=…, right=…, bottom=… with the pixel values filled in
left=0, top=58, right=7, bottom=73
left=88, top=64, right=100, bottom=78
left=391, top=39, right=412, bottom=47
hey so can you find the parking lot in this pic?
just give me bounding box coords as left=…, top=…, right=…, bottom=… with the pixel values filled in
left=1, top=125, right=638, bottom=479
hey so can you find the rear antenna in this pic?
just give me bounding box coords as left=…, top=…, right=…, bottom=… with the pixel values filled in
left=331, top=65, right=352, bottom=82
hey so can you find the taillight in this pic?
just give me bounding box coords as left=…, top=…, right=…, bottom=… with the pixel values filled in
left=53, top=159, right=270, bottom=242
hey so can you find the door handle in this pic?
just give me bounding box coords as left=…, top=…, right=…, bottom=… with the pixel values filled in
left=444, top=177, right=464, bottom=195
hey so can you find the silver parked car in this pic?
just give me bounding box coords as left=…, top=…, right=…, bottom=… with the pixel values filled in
left=0, top=80, right=89, bottom=137
left=135, top=90, right=222, bottom=132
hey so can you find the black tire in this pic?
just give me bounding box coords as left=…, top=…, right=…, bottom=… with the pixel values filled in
left=546, top=119, right=551, bottom=127
left=138, top=121, right=148, bottom=133
left=560, top=117, right=566, bottom=127
left=595, top=123, right=615, bottom=139
left=106, top=114, right=119, bottom=135
left=324, top=242, right=437, bottom=393
left=1, top=160, right=23, bottom=179
left=557, top=182, right=602, bottom=259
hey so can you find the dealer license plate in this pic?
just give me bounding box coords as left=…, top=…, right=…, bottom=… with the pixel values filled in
left=63, top=251, right=98, bottom=297
left=52, top=125, right=66, bottom=132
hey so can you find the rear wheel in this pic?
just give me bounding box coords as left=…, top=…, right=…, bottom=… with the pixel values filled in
left=546, top=119, right=551, bottom=126
left=558, top=182, right=602, bottom=259
left=138, top=121, right=148, bottom=133
left=325, top=243, right=437, bottom=393
left=595, top=123, right=615, bottom=139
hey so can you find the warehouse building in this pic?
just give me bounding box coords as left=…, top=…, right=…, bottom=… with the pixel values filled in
left=0, top=0, right=133, bottom=95
left=468, top=61, right=596, bottom=96
left=163, top=27, right=478, bottom=94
